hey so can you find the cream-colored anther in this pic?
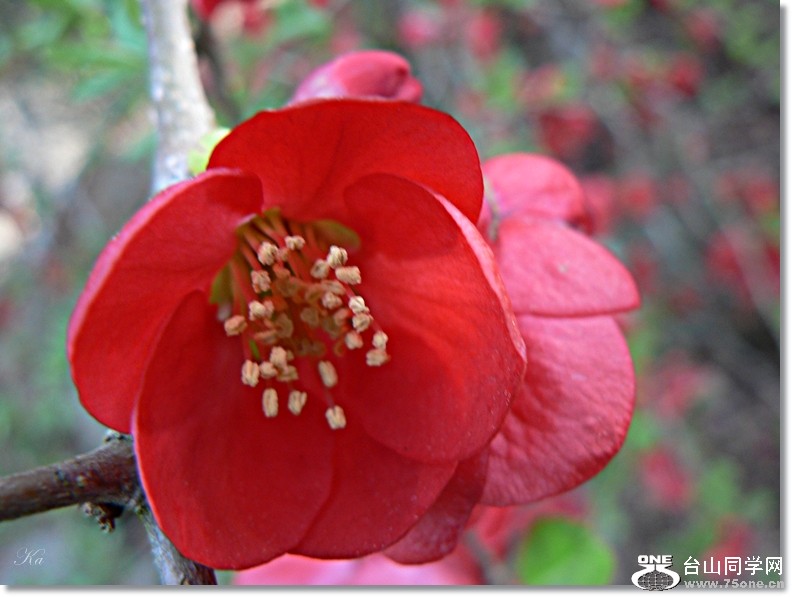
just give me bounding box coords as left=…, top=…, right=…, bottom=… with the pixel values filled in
left=311, top=259, right=331, bottom=279
left=321, top=292, right=343, bottom=310
left=248, top=300, right=274, bottom=320
left=348, top=296, right=368, bottom=314
left=277, top=365, right=299, bottom=383
left=345, top=331, right=364, bottom=350
left=269, top=346, right=289, bottom=369
left=274, top=313, right=294, bottom=338
left=257, top=242, right=279, bottom=266
left=366, top=348, right=390, bottom=367
left=251, top=270, right=271, bottom=293
left=285, top=235, right=306, bottom=251
left=300, top=307, right=321, bottom=327
left=241, top=360, right=261, bottom=386
left=335, top=266, right=362, bottom=285
left=259, top=361, right=278, bottom=379
left=327, top=245, right=348, bottom=268
left=223, top=315, right=247, bottom=336
left=262, top=388, right=279, bottom=417
left=322, top=280, right=346, bottom=295
left=372, top=331, right=389, bottom=349
left=288, top=390, right=307, bottom=415
left=318, top=360, right=339, bottom=388
left=325, top=405, right=347, bottom=430
left=352, top=312, right=373, bottom=333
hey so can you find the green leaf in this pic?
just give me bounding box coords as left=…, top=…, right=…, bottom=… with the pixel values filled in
left=516, top=518, right=615, bottom=585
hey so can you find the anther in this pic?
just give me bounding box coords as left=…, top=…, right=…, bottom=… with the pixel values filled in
left=321, top=292, right=343, bottom=310
left=322, top=280, right=346, bottom=296
left=259, top=361, right=278, bottom=379
left=285, top=235, right=306, bottom=251
left=269, top=346, right=289, bottom=370
left=241, top=360, right=260, bottom=386
left=248, top=299, right=274, bottom=320
left=311, top=259, right=331, bottom=279
left=352, top=312, right=373, bottom=333
left=372, top=331, right=389, bottom=349
left=262, top=388, right=279, bottom=417
left=251, top=270, right=271, bottom=293
left=325, top=405, right=347, bottom=430
left=327, top=246, right=348, bottom=268
left=344, top=331, right=364, bottom=350
left=274, top=313, right=294, bottom=338
left=318, top=360, right=338, bottom=388
left=335, top=266, right=362, bottom=285
left=300, top=307, right=321, bottom=327
left=288, top=390, right=307, bottom=415
left=366, top=348, right=390, bottom=367
left=272, top=264, right=291, bottom=280
left=348, top=296, right=368, bottom=314
left=224, top=315, right=247, bottom=336
left=277, top=365, right=299, bottom=382
left=257, top=242, right=279, bottom=266
left=332, top=308, right=352, bottom=327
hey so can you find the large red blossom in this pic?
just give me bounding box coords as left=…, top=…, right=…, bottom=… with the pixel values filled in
left=476, top=153, right=639, bottom=505
left=67, top=99, right=526, bottom=569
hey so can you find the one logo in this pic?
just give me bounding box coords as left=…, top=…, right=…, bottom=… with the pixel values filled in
left=631, top=555, right=681, bottom=590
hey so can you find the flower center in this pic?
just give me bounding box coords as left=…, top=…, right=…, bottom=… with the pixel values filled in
left=214, top=210, right=390, bottom=430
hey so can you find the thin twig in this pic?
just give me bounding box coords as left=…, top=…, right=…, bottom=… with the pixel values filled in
left=0, top=435, right=137, bottom=523
left=140, top=0, right=215, bottom=193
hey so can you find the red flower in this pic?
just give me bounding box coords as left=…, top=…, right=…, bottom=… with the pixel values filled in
left=67, top=99, right=526, bottom=569
left=475, top=153, right=639, bottom=506
left=290, top=51, right=423, bottom=104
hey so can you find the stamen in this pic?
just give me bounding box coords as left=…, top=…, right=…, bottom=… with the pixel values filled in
left=251, top=270, right=271, bottom=293
left=224, top=315, right=247, bottom=336
left=348, top=296, right=368, bottom=314
left=249, top=299, right=274, bottom=320
left=272, top=264, right=292, bottom=281
left=288, top=390, right=307, bottom=415
left=335, top=266, right=361, bottom=285
left=321, top=292, right=343, bottom=310
left=273, top=313, right=294, bottom=338
left=366, top=348, right=390, bottom=367
left=277, top=365, right=299, bottom=382
left=325, top=405, right=347, bottom=430
left=322, top=280, right=346, bottom=296
left=300, top=306, right=321, bottom=327
left=352, top=312, right=373, bottom=333
left=318, top=360, right=338, bottom=388
left=259, top=361, right=278, bottom=379
left=269, top=346, right=289, bottom=370
left=254, top=330, right=279, bottom=345
left=311, top=259, right=331, bottom=279
left=262, top=388, right=279, bottom=417
left=344, top=331, right=364, bottom=350
left=285, top=235, right=306, bottom=251
left=372, top=331, right=389, bottom=349
left=241, top=360, right=260, bottom=386
left=257, top=242, right=279, bottom=266
left=327, top=245, right=348, bottom=268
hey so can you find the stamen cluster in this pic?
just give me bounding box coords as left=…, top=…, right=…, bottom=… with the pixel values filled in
left=220, top=213, right=390, bottom=430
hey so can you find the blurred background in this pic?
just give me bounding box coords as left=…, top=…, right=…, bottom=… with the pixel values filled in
left=0, top=0, right=780, bottom=585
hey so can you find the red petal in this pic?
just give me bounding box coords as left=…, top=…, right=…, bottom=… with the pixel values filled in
left=290, top=50, right=423, bottom=104
left=294, top=426, right=456, bottom=559
left=482, top=153, right=592, bottom=232
left=481, top=315, right=635, bottom=505
left=385, top=452, right=488, bottom=564
left=67, top=170, right=262, bottom=432
left=338, top=174, right=525, bottom=463
left=207, top=99, right=483, bottom=224
left=494, top=217, right=640, bottom=317
left=134, top=292, right=334, bottom=570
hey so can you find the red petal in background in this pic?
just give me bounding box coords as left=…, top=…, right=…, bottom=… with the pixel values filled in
left=494, top=217, right=639, bottom=317
left=338, top=174, right=525, bottom=463
left=385, top=452, right=488, bottom=564
left=134, top=292, right=334, bottom=570
left=481, top=315, right=635, bottom=505
left=208, top=99, right=483, bottom=225
left=67, top=170, right=262, bottom=432
left=482, top=153, right=592, bottom=232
